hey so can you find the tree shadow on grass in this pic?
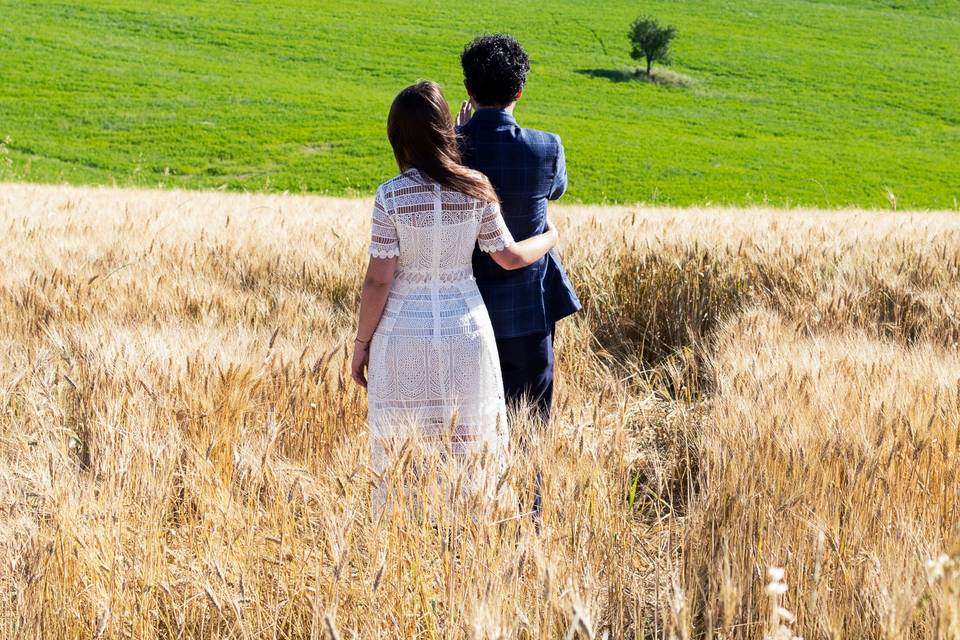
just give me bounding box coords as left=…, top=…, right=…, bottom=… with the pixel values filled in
left=575, top=67, right=693, bottom=88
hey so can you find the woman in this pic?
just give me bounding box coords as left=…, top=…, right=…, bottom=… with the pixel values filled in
left=350, top=81, right=558, bottom=512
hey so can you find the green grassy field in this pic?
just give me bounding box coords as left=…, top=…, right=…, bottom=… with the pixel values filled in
left=1, top=0, right=958, bottom=208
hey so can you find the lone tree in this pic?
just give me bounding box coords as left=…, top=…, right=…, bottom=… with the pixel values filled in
left=628, top=16, right=677, bottom=79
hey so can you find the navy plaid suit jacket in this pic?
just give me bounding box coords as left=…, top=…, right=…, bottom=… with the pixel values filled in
left=458, top=108, right=582, bottom=338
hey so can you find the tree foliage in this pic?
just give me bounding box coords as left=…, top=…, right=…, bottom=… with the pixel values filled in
left=628, top=17, right=677, bottom=77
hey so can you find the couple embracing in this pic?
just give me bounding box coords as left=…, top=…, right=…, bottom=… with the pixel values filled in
left=350, top=35, right=580, bottom=517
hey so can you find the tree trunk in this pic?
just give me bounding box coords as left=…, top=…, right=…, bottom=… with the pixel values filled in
left=646, top=58, right=653, bottom=80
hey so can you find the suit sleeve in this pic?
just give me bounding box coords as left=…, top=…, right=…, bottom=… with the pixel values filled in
left=548, top=136, right=568, bottom=201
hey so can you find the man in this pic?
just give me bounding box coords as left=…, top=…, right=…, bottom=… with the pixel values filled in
left=456, top=34, right=581, bottom=423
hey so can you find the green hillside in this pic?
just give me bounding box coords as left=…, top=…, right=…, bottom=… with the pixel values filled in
left=1, top=0, right=958, bottom=208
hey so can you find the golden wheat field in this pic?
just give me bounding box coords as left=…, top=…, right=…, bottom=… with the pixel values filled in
left=1, top=182, right=958, bottom=639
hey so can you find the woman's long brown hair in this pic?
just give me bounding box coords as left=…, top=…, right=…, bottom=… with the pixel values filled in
left=387, top=81, right=499, bottom=203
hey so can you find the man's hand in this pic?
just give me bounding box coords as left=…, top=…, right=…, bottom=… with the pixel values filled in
left=456, top=100, right=474, bottom=128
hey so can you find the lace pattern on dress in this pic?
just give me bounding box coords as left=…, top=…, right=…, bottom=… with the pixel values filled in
left=477, top=202, right=514, bottom=253
left=368, top=186, right=401, bottom=258
left=365, top=168, right=515, bottom=515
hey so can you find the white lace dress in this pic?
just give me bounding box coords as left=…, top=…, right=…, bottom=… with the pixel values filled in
left=366, top=168, right=514, bottom=511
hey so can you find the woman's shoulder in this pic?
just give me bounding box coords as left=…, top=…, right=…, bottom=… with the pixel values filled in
left=463, top=168, right=488, bottom=183
left=376, top=171, right=410, bottom=194
left=460, top=169, right=498, bottom=206
left=376, top=168, right=431, bottom=196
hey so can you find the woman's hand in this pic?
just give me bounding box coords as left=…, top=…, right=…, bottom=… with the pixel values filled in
left=489, top=216, right=559, bottom=271
left=351, top=341, right=370, bottom=388
left=456, top=100, right=473, bottom=128
left=545, top=217, right=558, bottom=244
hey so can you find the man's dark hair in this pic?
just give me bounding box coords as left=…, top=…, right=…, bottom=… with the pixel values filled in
left=461, top=34, right=530, bottom=106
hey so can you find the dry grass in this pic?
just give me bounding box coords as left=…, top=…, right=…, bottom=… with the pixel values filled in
left=1, top=182, right=957, bottom=639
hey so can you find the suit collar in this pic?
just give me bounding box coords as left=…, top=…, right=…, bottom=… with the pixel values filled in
left=467, top=108, right=518, bottom=127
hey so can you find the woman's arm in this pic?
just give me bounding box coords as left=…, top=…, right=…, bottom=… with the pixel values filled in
left=488, top=218, right=558, bottom=271
left=350, top=256, right=397, bottom=387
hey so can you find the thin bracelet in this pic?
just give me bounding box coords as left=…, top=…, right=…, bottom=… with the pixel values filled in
left=355, top=336, right=371, bottom=345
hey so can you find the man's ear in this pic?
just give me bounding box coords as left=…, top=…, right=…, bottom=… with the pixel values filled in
left=516, top=89, right=523, bottom=101
left=464, top=82, right=477, bottom=104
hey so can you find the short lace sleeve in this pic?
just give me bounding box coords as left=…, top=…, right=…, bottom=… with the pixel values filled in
left=477, top=202, right=515, bottom=253
left=369, top=187, right=400, bottom=258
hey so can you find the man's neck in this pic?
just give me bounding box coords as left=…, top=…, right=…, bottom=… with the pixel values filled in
left=474, top=102, right=516, bottom=114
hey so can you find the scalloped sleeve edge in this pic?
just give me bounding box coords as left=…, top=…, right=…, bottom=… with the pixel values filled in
left=368, top=245, right=401, bottom=259
left=478, top=237, right=515, bottom=254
